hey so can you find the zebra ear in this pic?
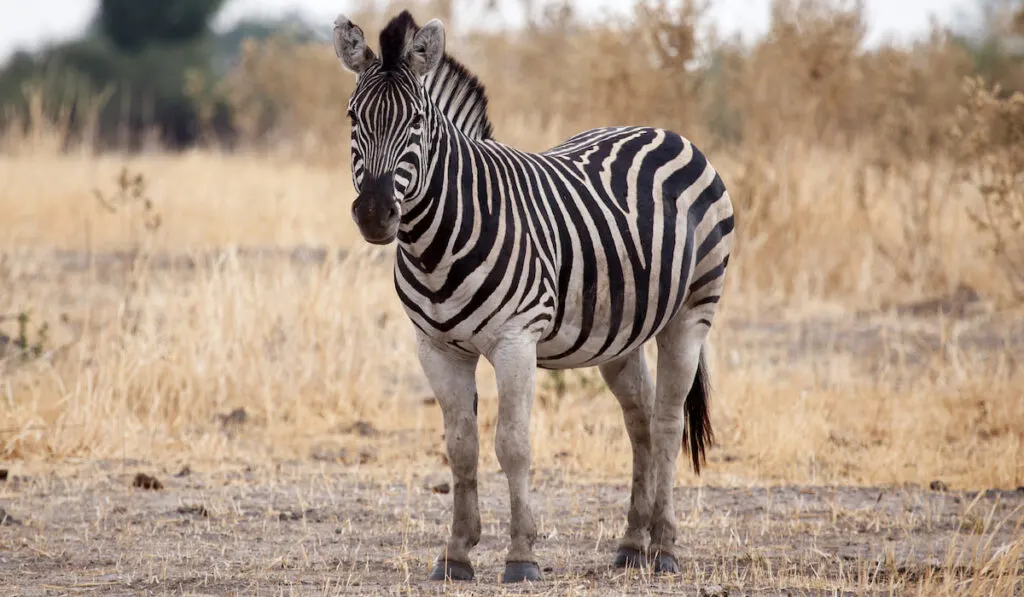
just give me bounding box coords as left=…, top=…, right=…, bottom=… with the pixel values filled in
left=405, top=18, right=446, bottom=78
left=334, top=14, right=377, bottom=75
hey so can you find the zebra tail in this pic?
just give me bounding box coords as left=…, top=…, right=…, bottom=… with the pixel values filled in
left=682, top=346, right=715, bottom=475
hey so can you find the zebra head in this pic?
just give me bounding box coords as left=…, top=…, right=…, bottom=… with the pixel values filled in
left=333, top=11, right=446, bottom=245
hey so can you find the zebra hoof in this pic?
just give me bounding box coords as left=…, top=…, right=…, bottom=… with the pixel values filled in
left=613, top=546, right=648, bottom=569
left=652, top=551, right=681, bottom=575
left=501, top=561, right=542, bottom=583
left=428, top=558, right=474, bottom=581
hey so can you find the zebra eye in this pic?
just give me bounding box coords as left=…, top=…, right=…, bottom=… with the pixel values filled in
left=409, top=113, right=423, bottom=129
left=347, top=109, right=358, bottom=125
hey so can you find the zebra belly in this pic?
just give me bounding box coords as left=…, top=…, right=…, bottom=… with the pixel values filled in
left=535, top=333, right=656, bottom=370
left=396, top=273, right=669, bottom=368
left=533, top=266, right=684, bottom=370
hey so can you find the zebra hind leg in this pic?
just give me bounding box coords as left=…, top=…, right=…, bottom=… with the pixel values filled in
left=598, top=349, right=655, bottom=570
left=416, top=336, right=482, bottom=582
left=649, top=312, right=714, bottom=574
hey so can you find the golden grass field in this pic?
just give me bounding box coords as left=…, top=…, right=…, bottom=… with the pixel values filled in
left=2, top=1, right=1024, bottom=594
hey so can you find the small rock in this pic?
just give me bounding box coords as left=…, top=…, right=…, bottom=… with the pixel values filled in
left=345, top=421, right=378, bottom=437
left=312, top=447, right=346, bottom=463
left=132, top=473, right=163, bottom=490
left=699, top=585, right=728, bottom=597
left=312, top=446, right=374, bottom=465
left=174, top=465, right=191, bottom=478
left=1016, top=486, right=1024, bottom=494
left=0, top=469, right=7, bottom=482
left=929, top=480, right=949, bottom=492
left=279, top=508, right=315, bottom=521
left=177, top=505, right=210, bottom=518
left=0, top=507, right=20, bottom=526
left=217, top=407, right=248, bottom=427
left=431, top=482, right=451, bottom=494
left=353, top=449, right=375, bottom=464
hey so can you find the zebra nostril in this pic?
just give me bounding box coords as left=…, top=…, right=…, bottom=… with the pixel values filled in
left=387, top=205, right=398, bottom=220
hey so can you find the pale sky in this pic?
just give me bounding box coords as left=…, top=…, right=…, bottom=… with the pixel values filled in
left=0, top=0, right=970, bottom=63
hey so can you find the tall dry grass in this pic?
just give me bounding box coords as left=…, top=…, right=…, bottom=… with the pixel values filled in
left=1, top=0, right=1023, bottom=495
left=3, top=223, right=1022, bottom=490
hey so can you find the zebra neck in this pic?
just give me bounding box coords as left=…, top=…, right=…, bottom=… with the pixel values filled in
left=397, top=119, right=497, bottom=276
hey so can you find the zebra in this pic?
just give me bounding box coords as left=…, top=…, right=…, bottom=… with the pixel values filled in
left=332, top=10, right=734, bottom=584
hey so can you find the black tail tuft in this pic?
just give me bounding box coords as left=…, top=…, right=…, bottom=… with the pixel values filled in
left=682, top=348, right=715, bottom=475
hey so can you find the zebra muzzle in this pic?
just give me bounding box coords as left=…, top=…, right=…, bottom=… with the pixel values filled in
left=352, top=172, right=400, bottom=244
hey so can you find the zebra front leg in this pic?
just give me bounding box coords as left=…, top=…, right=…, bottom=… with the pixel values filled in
left=489, top=337, right=542, bottom=583
left=650, top=315, right=713, bottom=574
left=598, top=350, right=655, bottom=569
left=417, top=335, right=481, bottom=582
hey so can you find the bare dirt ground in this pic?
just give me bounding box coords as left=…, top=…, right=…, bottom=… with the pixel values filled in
left=2, top=248, right=1024, bottom=595
left=2, top=463, right=1022, bottom=596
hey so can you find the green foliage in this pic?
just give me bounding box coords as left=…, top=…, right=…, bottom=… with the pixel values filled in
left=0, top=1, right=238, bottom=149
left=98, top=0, right=227, bottom=52
left=215, top=14, right=323, bottom=52
left=0, top=2, right=330, bottom=150
left=950, top=0, right=1024, bottom=92
left=0, top=34, right=221, bottom=148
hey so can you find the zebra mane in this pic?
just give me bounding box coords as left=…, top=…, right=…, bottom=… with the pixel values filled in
left=423, top=54, right=494, bottom=140
left=378, top=11, right=494, bottom=141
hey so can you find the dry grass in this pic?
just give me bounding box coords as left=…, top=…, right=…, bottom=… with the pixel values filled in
left=2, top=0, right=1024, bottom=593
left=2, top=150, right=1022, bottom=492
left=0, top=152, right=352, bottom=250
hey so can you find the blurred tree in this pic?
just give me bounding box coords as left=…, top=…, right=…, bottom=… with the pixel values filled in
left=0, top=0, right=237, bottom=150
left=950, top=0, right=1024, bottom=91
left=98, top=0, right=227, bottom=52
left=213, top=12, right=323, bottom=65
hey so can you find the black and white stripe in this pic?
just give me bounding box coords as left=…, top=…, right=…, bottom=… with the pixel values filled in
left=347, top=57, right=733, bottom=370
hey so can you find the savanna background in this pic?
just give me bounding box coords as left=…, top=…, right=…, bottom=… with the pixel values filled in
left=1, top=0, right=1023, bottom=594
